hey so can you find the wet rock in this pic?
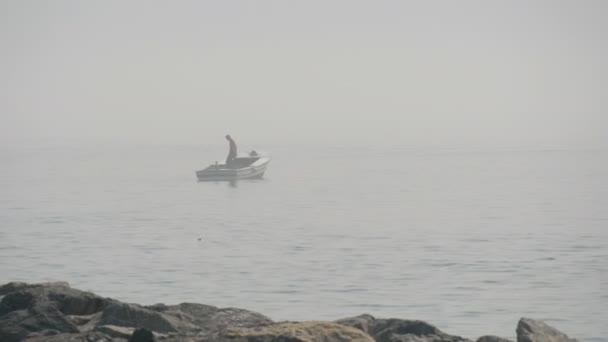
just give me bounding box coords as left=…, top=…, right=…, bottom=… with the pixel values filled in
left=214, top=321, right=375, bottom=342
left=477, top=336, right=513, bottom=342
left=516, top=318, right=578, bottom=342
left=337, top=314, right=471, bottom=342
left=129, top=328, right=156, bottom=342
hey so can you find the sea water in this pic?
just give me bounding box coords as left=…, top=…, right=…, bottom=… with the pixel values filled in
left=1, top=143, right=606, bottom=341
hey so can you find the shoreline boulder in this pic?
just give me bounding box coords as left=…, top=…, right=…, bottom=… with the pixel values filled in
left=98, top=302, right=181, bottom=333
left=0, top=282, right=583, bottom=342
left=129, top=328, right=156, bottom=342
left=0, top=282, right=111, bottom=317
left=215, top=321, right=375, bottom=342
left=477, top=335, right=513, bottom=342
left=0, top=282, right=113, bottom=341
left=146, top=302, right=274, bottom=335
left=337, top=314, right=472, bottom=342
left=516, top=318, right=578, bottom=342
left=0, top=300, right=80, bottom=342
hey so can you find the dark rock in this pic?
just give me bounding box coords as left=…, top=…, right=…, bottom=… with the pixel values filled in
left=98, top=302, right=179, bottom=333
left=477, top=336, right=513, bottom=342
left=144, top=304, right=170, bottom=312
left=161, top=302, right=218, bottom=319
left=337, top=314, right=471, bottom=342
left=0, top=281, right=275, bottom=339
left=129, top=328, right=156, bottom=342
left=22, top=331, right=115, bottom=342
left=47, top=289, right=110, bottom=316
left=516, top=318, right=578, bottom=342
left=22, top=303, right=79, bottom=332
left=95, top=325, right=135, bottom=339
left=0, top=303, right=79, bottom=342
left=0, top=310, right=30, bottom=342
left=74, top=312, right=103, bottom=334
left=151, top=303, right=273, bottom=335
left=68, top=313, right=99, bottom=326
left=0, top=282, right=111, bottom=316
left=12, top=282, right=579, bottom=342
left=27, top=328, right=61, bottom=337
left=0, top=282, right=113, bottom=341
left=0, top=282, right=70, bottom=297
left=0, top=290, right=37, bottom=315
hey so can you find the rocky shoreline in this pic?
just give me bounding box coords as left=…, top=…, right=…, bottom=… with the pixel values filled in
left=0, top=282, right=578, bottom=342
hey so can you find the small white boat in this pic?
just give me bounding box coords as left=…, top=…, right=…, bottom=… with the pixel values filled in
left=196, top=155, right=271, bottom=182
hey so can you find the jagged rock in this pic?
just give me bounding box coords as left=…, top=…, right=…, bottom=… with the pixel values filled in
left=129, top=328, right=156, bottom=342
left=477, top=336, right=513, bottom=342
left=46, top=289, right=110, bottom=316
left=1, top=282, right=274, bottom=340
left=2, top=282, right=581, bottom=342
left=213, top=321, right=375, bottom=342
left=516, top=318, right=578, bottom=342
left=0, top=282, right=70, bottom=297
left=0, top=309, right=31, bottom=342
left=75, top=312, right=103, bottom=334
left=203, top=307, right=274, bottom=330
left=68, top=313, right=100, bottom=327
left=148, top=302, right=273, bottom=334
left=0, top=303, right=79, bottom=342
left=337, top=314, right=471, bottom=342
left=95, top=325, right=135, bottom=339
left=22, top=331, right=115, bottom=342
left=98, top=302, right=180, bottom=333
left=0, top=282, right=113, bottom=341
left=147, top=302, right=218, bottom=328
left=0, top=282, right=111, bottom=316
left=26, top=329, right=61, bottom=338
left=336, top=314, right=375, bottom=333
left=0, top=290, right=37, bottom=315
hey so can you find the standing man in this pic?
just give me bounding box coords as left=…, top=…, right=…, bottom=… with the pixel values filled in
left=225, top=134, right=237, bottom=167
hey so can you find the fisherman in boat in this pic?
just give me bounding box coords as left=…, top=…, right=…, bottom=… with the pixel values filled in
left=225, top=134, right=237, bottom=168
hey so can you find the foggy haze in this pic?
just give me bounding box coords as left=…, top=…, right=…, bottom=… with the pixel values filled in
left=1, top=1, right=607, bottom=148
left=2, top=2, right=608, bottom=340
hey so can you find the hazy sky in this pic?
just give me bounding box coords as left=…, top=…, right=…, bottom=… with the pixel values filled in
left=1, top=1, right=607, bottom=147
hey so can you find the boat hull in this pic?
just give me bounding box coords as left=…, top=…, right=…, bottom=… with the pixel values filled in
left=196, top=157, right=270, bottom=182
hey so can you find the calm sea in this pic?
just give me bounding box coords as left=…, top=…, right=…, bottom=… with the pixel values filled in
left=1, top=144, right=606, bottom=341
